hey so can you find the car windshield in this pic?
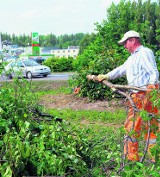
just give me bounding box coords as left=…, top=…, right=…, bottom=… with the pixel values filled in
left=23, top=60, right=40, bottom=66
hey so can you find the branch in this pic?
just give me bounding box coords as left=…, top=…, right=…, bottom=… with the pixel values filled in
left=140, top=119, right=151, bottom=163
left=87, top=75, right=148, bottom=91
left=86, top=75, right=139, bottom=111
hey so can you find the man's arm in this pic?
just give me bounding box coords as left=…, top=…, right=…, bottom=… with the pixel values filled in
left=107, top=60, right=128, bottom=80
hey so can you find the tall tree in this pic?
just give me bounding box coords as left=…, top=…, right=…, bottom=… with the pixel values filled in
left=72, top=0, right=160, bottom=100
left=155, top=0, right=160, bottom=53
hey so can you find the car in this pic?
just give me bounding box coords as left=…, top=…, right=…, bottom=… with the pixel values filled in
left=3, top=55, right=17, bottom=62
left=4, top=59, right=51, bottom=79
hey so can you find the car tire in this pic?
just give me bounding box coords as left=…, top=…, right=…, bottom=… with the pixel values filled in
left=26, top=71, right=33, bottom=79
left=8, top=73, right=13, bottom=79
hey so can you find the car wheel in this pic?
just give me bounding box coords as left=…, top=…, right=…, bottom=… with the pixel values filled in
left=43, top=74, right=47, bottom=77
left=8, top=73, right=13, bottom=79
left=26, top=71, right=33, bottom=79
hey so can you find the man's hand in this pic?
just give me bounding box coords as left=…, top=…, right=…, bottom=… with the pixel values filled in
left=147, top=84, right=156, bottom=89
left=97, top=74, right=110, bottom=82
left=147, top=84, right=156, bottom=95
left=86, top=75, right=95, bottom=81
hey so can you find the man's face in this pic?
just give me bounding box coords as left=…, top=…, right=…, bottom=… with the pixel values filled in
left=124, top=38, right=135, bottom=53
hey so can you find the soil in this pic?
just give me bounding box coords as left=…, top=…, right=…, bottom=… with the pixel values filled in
left=40, top=93, right=124, bottom=112
left=37, top=80, right=125, bottom=112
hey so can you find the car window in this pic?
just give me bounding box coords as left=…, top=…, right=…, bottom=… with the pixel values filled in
left=17, top=61, right=24, bottom=67
left=10, top=62, right=17, bottom=67
left=23, top=60, right=39, bottom=66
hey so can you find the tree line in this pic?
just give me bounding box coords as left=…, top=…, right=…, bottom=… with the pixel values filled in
left=0, top=32, right=95, bottom=51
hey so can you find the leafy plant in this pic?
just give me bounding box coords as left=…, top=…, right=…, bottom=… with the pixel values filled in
left=0, top=79, right=88, bottom=176
left=43, top=56, right=74, bottom=72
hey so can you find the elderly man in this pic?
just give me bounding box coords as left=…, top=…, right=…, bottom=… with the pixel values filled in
left=97, top=30, right=159, bottom=162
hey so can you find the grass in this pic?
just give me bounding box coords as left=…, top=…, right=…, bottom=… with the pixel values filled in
left=31, top=80, right=72, bottom=97
left=1, top=79, right=126, bottom=126
left=30, top=80, right=127, bottom=133
left=49, top=108, right=126, bottom=125
left=28, top=80, right=127, bottom=125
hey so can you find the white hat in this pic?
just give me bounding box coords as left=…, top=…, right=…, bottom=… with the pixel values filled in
left=118, top=30, right=140, bottom=45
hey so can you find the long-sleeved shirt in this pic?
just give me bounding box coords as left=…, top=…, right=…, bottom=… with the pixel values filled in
left=107, top=45, right=159, bottom=88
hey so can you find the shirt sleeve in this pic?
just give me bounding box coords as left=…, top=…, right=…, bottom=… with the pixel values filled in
left=107, top=59, right=128, bottom=80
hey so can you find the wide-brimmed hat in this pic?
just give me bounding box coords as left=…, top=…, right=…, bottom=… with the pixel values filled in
left=118, top=30, right=140, bottom=45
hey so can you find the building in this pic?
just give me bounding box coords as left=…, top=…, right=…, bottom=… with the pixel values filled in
left=50, top=46, right=79, bottom=59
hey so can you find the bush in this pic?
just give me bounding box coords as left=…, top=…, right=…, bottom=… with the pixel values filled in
left=0, top=79, right=88, bottom=176
left=43, top=56, right=74, bottom=72
left=70, top=37, right=128, bottom=100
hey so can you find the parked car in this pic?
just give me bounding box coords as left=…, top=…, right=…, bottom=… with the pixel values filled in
left=4, top=59, right=51, bottom=79
left=3, top=55, right=17, bottom=63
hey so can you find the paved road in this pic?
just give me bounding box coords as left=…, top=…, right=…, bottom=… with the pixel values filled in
left=0, top=73, right=75, bottom=82
left=32, top=73, right=74, bottom=81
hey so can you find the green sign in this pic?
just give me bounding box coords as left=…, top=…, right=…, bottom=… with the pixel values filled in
left=31, top=32, right=40, bottom=55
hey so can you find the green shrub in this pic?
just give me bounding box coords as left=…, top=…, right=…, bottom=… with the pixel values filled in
left=0, top=79, right=88, bottom=176
left=70, top=37, right=128, bottom=100
left=43, top=56, right=74, bottom=72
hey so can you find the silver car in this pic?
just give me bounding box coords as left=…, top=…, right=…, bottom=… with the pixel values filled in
left=4, top=59, right=51, bottom=79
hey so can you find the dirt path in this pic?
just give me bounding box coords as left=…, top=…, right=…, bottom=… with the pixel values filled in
left=40, top=93, right=125, bottom=112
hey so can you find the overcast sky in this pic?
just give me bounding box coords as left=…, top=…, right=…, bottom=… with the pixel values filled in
left=0, top=0, right=156, bottom=36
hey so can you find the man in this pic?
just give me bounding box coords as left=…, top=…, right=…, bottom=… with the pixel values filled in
left=97, top=30, right=159, bottom=162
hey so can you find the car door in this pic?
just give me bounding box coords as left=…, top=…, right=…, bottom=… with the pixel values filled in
left=16, top=61, right=26, bottom=77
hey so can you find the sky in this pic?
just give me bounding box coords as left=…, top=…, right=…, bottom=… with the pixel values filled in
left=0, top=0, right=120, bottom=36
left=0, top=0, right=157, bottom=36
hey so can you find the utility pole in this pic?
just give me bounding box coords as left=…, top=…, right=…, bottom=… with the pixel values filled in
left=0, top=34, right=2, bottom=50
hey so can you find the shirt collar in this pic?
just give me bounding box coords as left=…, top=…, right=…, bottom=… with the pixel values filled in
left=131, top=45, right=143, bottom=55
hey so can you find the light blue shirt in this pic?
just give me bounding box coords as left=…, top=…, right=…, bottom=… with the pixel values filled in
left=108, top=46, right=159, bottom=88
